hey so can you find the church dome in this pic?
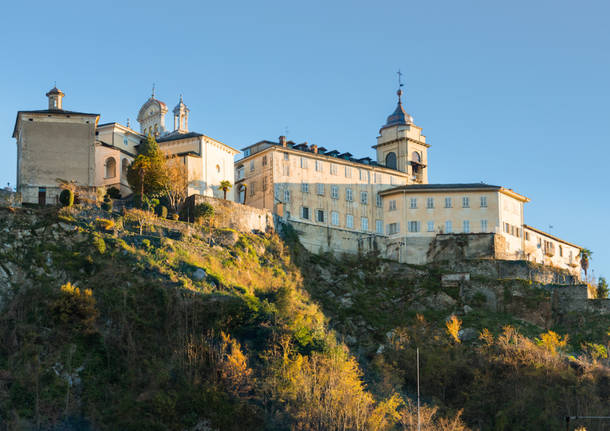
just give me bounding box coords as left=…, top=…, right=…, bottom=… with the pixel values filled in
left=382, top=89, right=413, bottom=129
left=137, top=96, right=168, bottom=122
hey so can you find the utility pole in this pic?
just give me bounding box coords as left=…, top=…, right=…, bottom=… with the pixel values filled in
left=417, top=347, right=421, bottom=431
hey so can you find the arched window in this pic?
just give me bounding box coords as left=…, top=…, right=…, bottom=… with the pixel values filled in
left=105, top=157, right=116, bottom=178
left=385, top=152, right=397, bottom=169
left=411, top=151, right=421, bottom=163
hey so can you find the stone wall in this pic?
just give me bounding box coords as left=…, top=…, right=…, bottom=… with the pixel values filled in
left=185, top=195, right=275, bottom=233
left=286, top=220, right=386, bottom=256
left=548, top=285, right=610, bottom=315
left=0, top=190, right=20, bottom=207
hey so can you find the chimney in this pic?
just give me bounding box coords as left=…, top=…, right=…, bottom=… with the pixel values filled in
left=311, top=144, right=318, bottom=154
left=279, top=135, right=287, bottom=147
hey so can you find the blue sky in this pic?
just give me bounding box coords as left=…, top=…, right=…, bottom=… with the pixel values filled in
left=1, top=0, right=608, bottom=279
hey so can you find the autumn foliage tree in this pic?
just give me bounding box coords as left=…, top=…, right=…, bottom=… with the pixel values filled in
left=162, top=155, right=188, bottom=214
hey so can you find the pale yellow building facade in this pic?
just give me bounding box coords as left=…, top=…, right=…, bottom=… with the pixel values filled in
left=235, top=87, right=583, bottom=277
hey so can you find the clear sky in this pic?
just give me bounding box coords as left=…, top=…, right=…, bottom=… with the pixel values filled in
left=1, top=0, right=608, bottom=279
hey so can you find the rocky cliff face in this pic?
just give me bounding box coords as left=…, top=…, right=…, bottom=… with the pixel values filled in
left=0, top=206, right=608, bottom=431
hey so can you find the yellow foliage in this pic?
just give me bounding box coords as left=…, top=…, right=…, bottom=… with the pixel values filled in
left=536, top=330, right=569, bottom=356
left=96, top=217, right=115, bottom=231
left=60, top=282, right=92, bottom=297
left=479, top=328, right=494, bottom=345
left=446, top=315, right=462, bottom=343
left=219, top=331, right=253, bottom=397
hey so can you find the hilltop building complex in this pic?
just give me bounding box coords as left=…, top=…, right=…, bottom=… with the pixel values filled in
left=9, top=84, right=583, bottom=278
left=235, top=88, right=582, bottom=277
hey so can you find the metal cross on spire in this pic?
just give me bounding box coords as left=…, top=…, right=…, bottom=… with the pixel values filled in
left=152, top=83, right=155, bottom=98
left=396, top=70, right=405, bottom=104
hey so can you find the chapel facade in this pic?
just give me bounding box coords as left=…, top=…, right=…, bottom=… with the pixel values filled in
left=12, top=86, right=238, bottom=204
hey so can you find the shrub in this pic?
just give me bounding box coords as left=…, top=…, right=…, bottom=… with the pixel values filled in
left=101, top=195, right=113, bottom=212
left=96, top=218, right=115, bottom=232
left=59, top=189, right=74, bottom=207
left=157, top=205, right=168, bottom=218
left=446, top=315, right=462, bottom=343
left=107, top=186, right=122, bottom=199
left=171, top=213, right=179, bottom=221
left=92, top=234, right=106, bottom=254
left=194, top=202, right=214, bottom=225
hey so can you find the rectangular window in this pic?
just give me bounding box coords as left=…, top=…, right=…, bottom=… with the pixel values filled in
left=408, top=221, right=420, bottom=233
left=284, top=190, right=290, bottom=202
left=376, top=194, right=382, bottom=207
left=346, top=188, right=353, bottom=202
left=463, top=220, right=470, bottom=233
left=250, top=160, right=255, bottom=172
left=301, top=183, right=309, bottom=193
left=388, top=223, right=400, bottom=235
left=315, top=160, right=322, bottom=172
left=427, top=221, right=434, bottom=232
left=504, top=222, right=510, bottom=233
left=330, top=163, right=337, bottom=175
left=462, top=197, right=470, bottom=208
left=283, top=152, right=289, bottom=160
left=376, top=220, right=383, bottom=234
left=410, top=198, right=417, bottom=209
left=237, top=166, right=245, bottom=180
left=445, top=197, right=452, bottom=208
left=559, top=245, right=563, bottom=257
left=361, top=217, right=369, bottom=231
left=525, top=231, right=530, bottom=241
left=389, top=200, right=396, bottom=211
left=249, top=182, right=255, bottom=196
left=361, top=191, right=368, bottom=205
left=359, top=169, right=364, bottom=181
left=317, top=183, right=325, bottom=195
left=331, top=211, right=339, bottom=226
left=243, top=148, right=251, bottom=157
left=123, top=137, right=128, bottom=146
left=390, top=176, right=395, bottom=185
left=262, top=155, right=267, bottom=166
left=346, top=214, right=354, bottom=228
left=301, top=206, right=310, bottom=220
left=480, top=196, right=487, bottom=208
left=262, top=176, right=268, bottom=190
left=481, top=219, right=488, bottom=232
left=316, top=209, right=325, bottom=223
left=445, top=221, right=452, bottom=233
left=331, top=185, right=339, bottom=199
left=426, top=197, right=434, bottom=209
left=345, top=166, right=352, bottom=178
left=300, top=157, right=308, bottom=169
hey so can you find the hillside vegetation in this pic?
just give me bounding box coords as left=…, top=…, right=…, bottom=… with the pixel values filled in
left=0, top=206, right=608, bottom=430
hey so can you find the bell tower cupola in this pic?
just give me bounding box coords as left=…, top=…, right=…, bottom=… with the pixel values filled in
left=173, top=95, right=189, bottom=133
left=46, top=86, right=64, bottom=110
left=373, top=72, right=430, bottom=184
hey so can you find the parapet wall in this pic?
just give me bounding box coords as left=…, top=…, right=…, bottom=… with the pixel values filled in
left=186, top=195, right=275, bottom=233
left=287, top=220, right=385, bottom=256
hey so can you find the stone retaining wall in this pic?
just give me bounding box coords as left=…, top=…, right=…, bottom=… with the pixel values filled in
left=185, top=195, right=275, bottom=233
